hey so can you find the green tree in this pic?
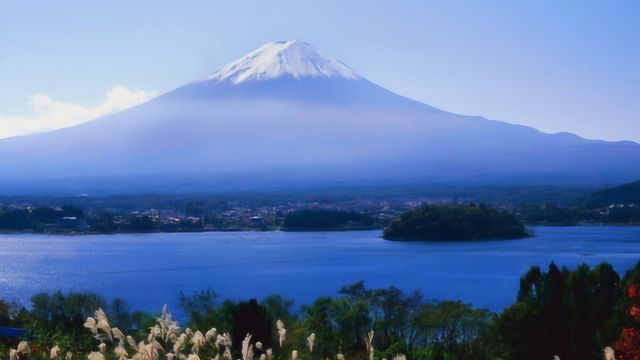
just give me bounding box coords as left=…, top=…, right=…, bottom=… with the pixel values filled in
left=304, top=297, right=338, bottom=358
left=494, top=262, right=624, bottom=360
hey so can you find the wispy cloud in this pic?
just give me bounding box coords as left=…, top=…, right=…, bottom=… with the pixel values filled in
left=0, top=85, right=156, bottom=138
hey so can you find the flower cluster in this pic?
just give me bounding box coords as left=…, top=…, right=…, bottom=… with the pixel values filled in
left=8, top=305, right=388, bottom=360
left=613, top=283, right=640, bottom=360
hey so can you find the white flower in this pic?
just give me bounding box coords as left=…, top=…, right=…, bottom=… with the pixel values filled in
left=166, top=324, right=180, bottom=343
left=192, top=331, right=206, bottom=354
left=215, top=335, right=226, bottom=349
left=255, top=342, right=263, bottom=351
left=307, top=333, right=315, bottom=353
left=223, top=348, right=232, bottom=360
left=51, top=345, right=61, bottom=360
left=187, top=355, right=200, bottom=360
left=88, top=352, right=106, bottom=360
left=265, top=349, right=272, bottom=360
left=604, top=347, right=615, bottom=360
left=149, top=325, right=162, bottom=342
left=115, top=345, right=129, bottom=360
left=150, top=339, right=164, bottom=352
left=241, top=334, right=254, bottom=360
left=158, top=305, right=180, bottom=343
left=127, top=336, right=138, bottom=350
left=95, top=309, right=113, bottom=341
left=66, top=352, right=73, bottom=360
left=148, top=342, right=162, bottom=360
left=174, top=334, right=188, bottom=354
left=337, top=354, right=345, bottom=360
left=137, top=341, right=159, bottom=360
left=98, top=343, right=107, bottom=353
left=205, top=328, right=218, bottom=343
left=223, top=333, right=232, bottom=348
left=10, top=349, right=17, bottom=360
left=291, top=351, right=298, bottom=360
left=113, top=328, right=125, bottom=341
left=365, top=330, right=374, bottom=354
left=276, top=320, right=286, bottom=347
left=84, top=317, right=98, bottom=335
left=136, top=342, right=149, bottom=360
left=17, top=342, right=30, bottom=355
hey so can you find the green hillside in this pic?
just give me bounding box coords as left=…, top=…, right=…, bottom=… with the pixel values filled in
left=590, top=180, right=640, bottom=206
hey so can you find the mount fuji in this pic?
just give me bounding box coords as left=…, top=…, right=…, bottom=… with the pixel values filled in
left=1, top=40, right=639, bottom=194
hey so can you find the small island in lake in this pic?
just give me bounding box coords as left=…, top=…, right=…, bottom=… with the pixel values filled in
left=383, top=203, right=530, bottom=241
left=282, top=209, right=377, bottom=231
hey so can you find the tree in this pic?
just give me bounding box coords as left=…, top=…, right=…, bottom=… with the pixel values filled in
left=304, top=297, right=338, bottom=358
left=495, top=262, right=626, bottom=360
left=614, top=284, right=640, bottom=359
left=108, top=298, right=134, bottom=330
left=178, top=289, right=219, bottom=330
left=29, top=291, right=106, bottom=352
left=232, top=299, right=272, bottom=350
left=614, top=261, right=640, bottom=359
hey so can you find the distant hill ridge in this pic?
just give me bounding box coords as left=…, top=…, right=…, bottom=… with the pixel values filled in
left=590, top=180, right=640, bottom=206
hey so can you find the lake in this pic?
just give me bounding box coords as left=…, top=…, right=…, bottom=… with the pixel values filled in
left=1, top=226, right=639, bottom=316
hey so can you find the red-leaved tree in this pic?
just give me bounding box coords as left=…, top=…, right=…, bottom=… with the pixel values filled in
left=615, top=284, right=640, bottom=359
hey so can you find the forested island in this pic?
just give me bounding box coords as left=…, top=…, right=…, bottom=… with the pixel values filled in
left=383, top=203, right=530, bottom=240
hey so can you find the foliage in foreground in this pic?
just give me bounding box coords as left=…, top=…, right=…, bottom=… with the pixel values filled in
left=2, top=261, right=640, bottom=360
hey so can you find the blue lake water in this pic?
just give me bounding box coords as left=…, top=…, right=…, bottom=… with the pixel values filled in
left=0, top=227, right=639, bottom=316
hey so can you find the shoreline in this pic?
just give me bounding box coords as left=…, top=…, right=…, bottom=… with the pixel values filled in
left=0, top=227, right=385, bottom=236
left=1, top=223, right=639, bottom=236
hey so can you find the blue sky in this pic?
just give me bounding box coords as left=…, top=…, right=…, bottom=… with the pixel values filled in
left=1, top=1, right=638, bottom=141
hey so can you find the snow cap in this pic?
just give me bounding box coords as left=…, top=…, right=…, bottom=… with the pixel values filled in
left=205, top=40, right=360, bottom=84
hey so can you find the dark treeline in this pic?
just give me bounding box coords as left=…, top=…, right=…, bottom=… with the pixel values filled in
left=0, top=205, right=381, bottom=234
left=0, top=205, right=205, bottom=234
left=517, top=178, right=640, bottom=225
left=519, top=203, right=640, bottom=226
left=589, top=180, right=640, bottom=207
left=2, top=262, right=640, bottom=359
left=282, top=210, right=377, bottom=231
left=496, top=263, right=624, bottom=359
left=0, top=205, right=85, bottom=231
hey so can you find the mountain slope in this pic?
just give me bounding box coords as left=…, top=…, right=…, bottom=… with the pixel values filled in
left=1, top=40, right=639, bottom=195
left=589, top=180, right=640, bottom=206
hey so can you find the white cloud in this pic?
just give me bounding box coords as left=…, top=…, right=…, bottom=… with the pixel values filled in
left=0, top=85, right=156, bottom=138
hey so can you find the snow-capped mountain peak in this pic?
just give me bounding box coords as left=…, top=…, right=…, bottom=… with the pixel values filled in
left=205, top=40, right=360, bottom=84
